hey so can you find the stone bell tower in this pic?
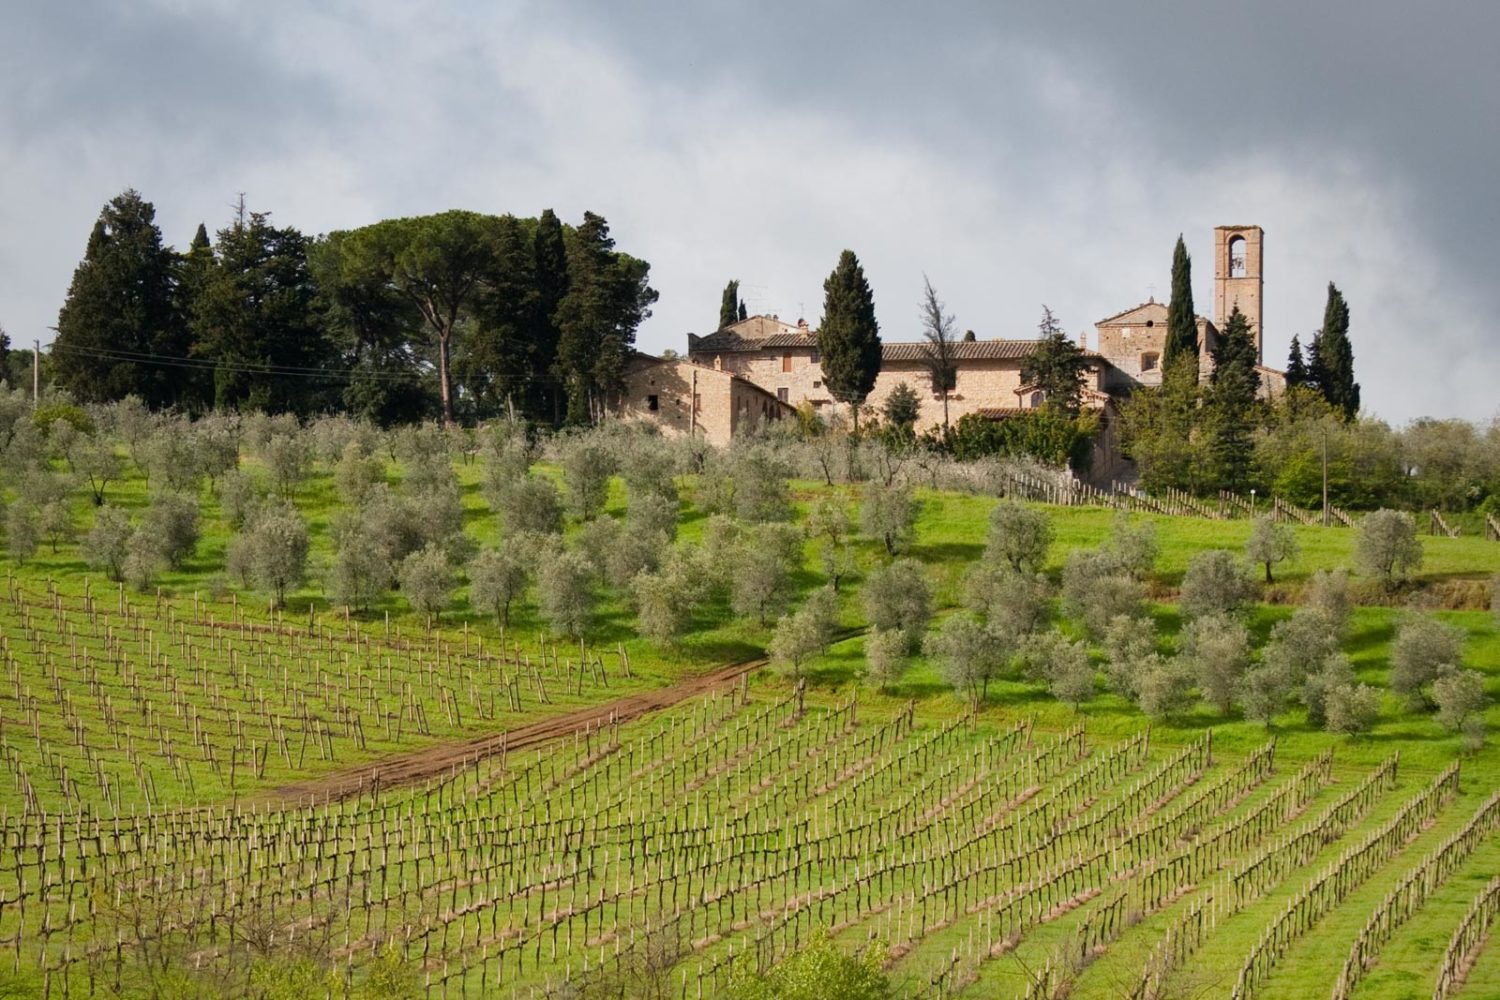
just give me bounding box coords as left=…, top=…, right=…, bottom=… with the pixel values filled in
left=1214, top=225, right=1264, bottom=362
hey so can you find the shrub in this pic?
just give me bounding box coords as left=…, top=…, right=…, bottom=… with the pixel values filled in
left=724, top=929, right=892, bottom=1000
left=1355, top=509, right=1422, bottom=589
left=862, top=558, right=931, bottom=652
left=1245, top=515, right=1299, bottom=583
left=1178, top=550, right=1257, bottom=620
left=983, top=500, right=1053, bottom=573
left=860, top=479, right=918, bottom=557
left=1390, top=614, right=1464, bottom=708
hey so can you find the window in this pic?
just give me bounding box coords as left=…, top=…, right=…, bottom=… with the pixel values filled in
left=647, top=394, right=659, bottom=412
left=810, top=351, right=820, bottom=363
left=781, top=353, right=792, bottom=373
left=1140, top=352, right=1159, bottom=372
left=1030, top=391, right=1045, bottom=408
left=813, top=380, right=822, bottom=389
left=1229, top=235, right=1247, bottom=277
left=777, top=387, right=789, bottom=403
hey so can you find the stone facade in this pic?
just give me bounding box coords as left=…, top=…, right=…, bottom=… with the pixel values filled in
left=1093, top=301, right=1220, bottom=391
left=610, top=353, right=793, bottom=448
left=687, top=319, right=1107, bottom=434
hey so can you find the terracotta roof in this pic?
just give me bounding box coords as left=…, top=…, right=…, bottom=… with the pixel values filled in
left=688, top=333, right=1096, bottom=362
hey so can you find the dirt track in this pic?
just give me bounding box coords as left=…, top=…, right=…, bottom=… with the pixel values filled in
left=265, top=653, right=769, bottom=805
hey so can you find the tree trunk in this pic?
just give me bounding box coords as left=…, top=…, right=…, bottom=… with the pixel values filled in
left=942, top=392, right=950, bottom=433
left=437, top=329, right=454, bottom=426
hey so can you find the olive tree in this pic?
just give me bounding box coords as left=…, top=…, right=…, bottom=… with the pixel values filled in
left=769, top=587, right=839, bottom=679
left=1134, top=657, right=1194, bottom=720
left=229, top=500, right=310, bottom=609
left=1325, top=681, right=1381, bottom=736
left=1391, top=614, right=1465, bottom=708
left=1245, top=515, right=1299, bottom=583
left=1181, top=614, right=1251, bottom=714
left=327, top=530, right=394, bottom=613
left=1178, top=550, right=1257, bottom=620
left=467, top=543, right=529, bottom=628
left=1433, top=665, right=1486, bottom=746
left=860, top=479, right=918, bottom=557
left=1062, top=549, right=1144, bottom=637
left=497, top=477, right=564, bottom=537
left=862, top=558, right=932, bottom=652
left=538, top=550, right=595, bottom=638
left=632, top=551, right=708, bottom=649
left=627, top=491, right=679, bottom=542
left=562, top=439, right=617, bottom=521
left=140, top=492, right=200, bottom=570
left=218, top=469, right=264, bottom=530
left=965, top=566, right=1051, bottom=639
left=82, top=506, right=133, bottom=582
left=399, top=543, right=455, bottom=626
left=1355, top=509, right=1422, bottom=589
left=262, top=432, right=311, bottom=497
left=1102, top=614, right=1158, bottom=700
left=730, top=523, right=802, bottom=624
left=807, top=497, right=856, bottom=592
left=731, top=445, right=794, bottom=523
left=1105, top=513, right=1158, bottom=580
left=335, top=441, right=386, bottom=507
left=5, top=504, right=38, bottom=564
left=863, top=628, right=909, bottom=691
left=1020, top=631, right=1095, bottom=707
left=926, top=615, right=1005, bottom=712
left=984, top=500, right=1052, bottom=572
left=1304, top=568, right=1353, bottom=636
left=1303, top=653, right=1358, bottom=728
left=65, top=431, right=121, bottom=506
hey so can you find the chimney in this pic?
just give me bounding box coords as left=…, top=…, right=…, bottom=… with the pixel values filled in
left=797, top=318, right=808, bottom=330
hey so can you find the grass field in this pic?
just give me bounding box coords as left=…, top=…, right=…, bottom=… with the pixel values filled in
left=0, top=450, right=1498, bottom=997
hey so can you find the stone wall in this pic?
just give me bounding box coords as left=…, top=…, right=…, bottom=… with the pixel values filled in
left=613, top=356, right=787, bottom=447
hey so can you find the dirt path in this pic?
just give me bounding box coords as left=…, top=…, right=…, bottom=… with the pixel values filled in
left=265, top=653, right=769, bottom=804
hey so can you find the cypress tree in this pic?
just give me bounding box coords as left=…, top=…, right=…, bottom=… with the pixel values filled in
left=718, top=280, right=742, bottom=330
left=817, top=250, right=881, bottom=427
left=1316, top=282, right=1359, bottom=419
left=1285, top=334, right=1308, bottom=388
left=53, top=190, right=187, bottom=407
left=1206, top=307, right=1261, bottom=489
left=1164, top=235, right=1198, bottom=372
left=532, top=208, right=569, bottom=423
left=0, top=325, right=12, bottom=389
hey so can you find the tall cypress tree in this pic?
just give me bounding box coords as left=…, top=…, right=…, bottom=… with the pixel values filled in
left=718, top=280, right=742, bottom=330
left=1205, top=306, right=1261, bottom=489
left=0, top=325, right=13, bottom=389
left=1315, top=282, right=1359, bottom=419
left=1285, top=334, right=1308, bottom=389
left=53, top=190, right=187, bottom=407
left=532, top=209, right=569, bottom=423
left=1163, top=235, right=1198, bottom=372
left=817, top=250, right=881, bottom=427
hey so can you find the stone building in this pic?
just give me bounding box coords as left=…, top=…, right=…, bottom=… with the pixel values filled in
left=686, top=316, right=1110, bottom=434
left=608, top=352, right=793, bottom=448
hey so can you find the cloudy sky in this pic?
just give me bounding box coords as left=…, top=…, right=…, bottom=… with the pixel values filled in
left=3, top=1, right=1496, bottom=423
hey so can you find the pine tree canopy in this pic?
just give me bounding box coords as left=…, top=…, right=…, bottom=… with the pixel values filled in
left=1164, top=235, right=1198, bottom=371
left=817, top=250, right=881, bottom=415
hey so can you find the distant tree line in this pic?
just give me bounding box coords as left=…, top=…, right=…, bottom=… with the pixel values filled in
left=46, top=190, right=658, bottom=427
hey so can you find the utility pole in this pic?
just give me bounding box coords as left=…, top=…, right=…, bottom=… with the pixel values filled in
left=32, top=340, right=39, bottom=408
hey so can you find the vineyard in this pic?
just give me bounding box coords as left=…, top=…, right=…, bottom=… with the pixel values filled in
left=2, top=671, right=1498, bottom=999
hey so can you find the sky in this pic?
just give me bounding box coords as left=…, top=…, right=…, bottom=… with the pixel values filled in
left=2, top=0, right=1496, bottom=424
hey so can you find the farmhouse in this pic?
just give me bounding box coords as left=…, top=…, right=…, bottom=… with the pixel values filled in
left=609, top=351, right=794, bottom=448
left=681, top=224, right=1285, bottom=436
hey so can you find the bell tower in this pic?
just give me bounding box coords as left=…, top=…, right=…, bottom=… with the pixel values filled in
left=1214, top=225, right=1264, bottom=362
